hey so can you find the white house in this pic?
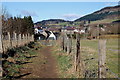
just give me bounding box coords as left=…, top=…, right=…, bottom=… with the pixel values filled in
left=74, top=29, right=79, bottom=33
left=47, top=31, right=56, bottom=40
left=73, top=29, right=85, bottom=34
left=34, top=28, right=39, bottom=34
left=80, top=30, right=85, bottom=34
left=101, top=27, right=105, bottom=31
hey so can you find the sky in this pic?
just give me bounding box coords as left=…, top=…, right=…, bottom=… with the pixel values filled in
left=2, top=2, right=118, bottom=23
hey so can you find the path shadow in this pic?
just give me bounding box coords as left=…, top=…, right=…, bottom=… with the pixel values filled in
left=16, top=61, right=32, bottom=65
left=14, top=73, right=31, bottom=79
left=6, top=73, right=31, bottom=79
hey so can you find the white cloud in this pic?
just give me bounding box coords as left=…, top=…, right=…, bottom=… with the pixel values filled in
left=62, top=13, right=81, bottom=21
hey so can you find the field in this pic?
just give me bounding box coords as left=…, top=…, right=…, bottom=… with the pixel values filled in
left=90, top=18, right=120, bottom=24
left=80, top=38, right=119, bottom=78
left=53, top=36, right=119, bottom=78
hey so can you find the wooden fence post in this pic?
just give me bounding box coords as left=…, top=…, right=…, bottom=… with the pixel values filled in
left=69, top=34, right=72, bottom=54
left=65, top=33, right=68, bottom=52
left=67, top=36, right=70, bottom=54
left=12, top=32, right=17, bottom=47
left=22, top=34, right=25, bottom=46
left=18, top=34, right=21, bottom=46
left=62, top=34, right=65, bottom=51
left=67, top=34, right=72, bottom=54
left=63, top=33, right=67, bottom=52
left=98, top=40, right=106, bottom=78
left=25, top=34, right=27, bottom=44
left=8, top=32, right=11, bottom=48
left=14, top=32, right=17, bottom=47
left=75, top=33, right=81, bottom=71
left=31, top=35, right=34, bottom=42
left=27, top=34, right=29, bottom=43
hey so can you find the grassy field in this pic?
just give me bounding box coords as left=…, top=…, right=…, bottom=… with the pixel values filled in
left=54, top=36, right=119, bottom=78
left=80, top=38, right=119, bottom=78
left=90, top=19, right=120, bottom=24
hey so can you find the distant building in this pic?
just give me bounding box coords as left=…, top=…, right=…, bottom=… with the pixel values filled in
left=47, top=31, right=56, bottom=40
left=34, top=28, right=39, bottom=34
left=61, top=26, right=75, bottom=34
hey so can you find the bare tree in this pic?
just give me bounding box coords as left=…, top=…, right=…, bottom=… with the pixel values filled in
left=0, top=4, right=2, bottom=53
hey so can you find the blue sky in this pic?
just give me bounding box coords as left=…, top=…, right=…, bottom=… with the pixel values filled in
left=2, top=2, right=118, bottom=23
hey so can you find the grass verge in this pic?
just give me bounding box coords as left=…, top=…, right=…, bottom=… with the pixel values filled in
left=52, top=41, right=78, bottom=78
left=2, top=42, right=42, bottom=79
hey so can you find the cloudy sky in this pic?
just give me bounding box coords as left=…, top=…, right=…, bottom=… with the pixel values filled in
left=2, top=2, right=118, bottom=22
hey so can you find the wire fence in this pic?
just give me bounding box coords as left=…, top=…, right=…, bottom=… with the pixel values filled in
left=59, top=32, right=119, bottom=79
left=0, top=32, right=34, bottom=54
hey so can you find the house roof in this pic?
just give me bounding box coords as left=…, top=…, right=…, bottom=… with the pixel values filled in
left=48, top=28, right=60, bottom=31
left=66, top=26, right=75, bottom=30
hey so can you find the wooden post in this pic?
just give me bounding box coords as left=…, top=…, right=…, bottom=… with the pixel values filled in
left=8, top=32, right=11, bottom=48
left=97, top=24, right=100, bottom=39
left=12, top=32, right=17, bottom=47
left=22, top=34, right=25, bottom=46
left=62, top=35, right=65, bottom=51
left=67, top=34, right=72, bottom=54
left=27, top=33, right=30, bottom=43
left=64, top=33, right=68, bottom=52
left=69, top=34, right=72, bottom=54
left=25, top=34, right=27, bottom=44
left=98, top=40, right=106, bottom=78
left=74, top=33, right=77, bottom=71
left=31, top=35, right=34, bottom=42
left=67, top=36, right=70, bottom=54
left=16, top=33, right=18, bottom=47
left=75, top=33, right=81, bottom=71
left=14, top=32, right=17, bottom=47
left=18, top=34, right=21, bottom=46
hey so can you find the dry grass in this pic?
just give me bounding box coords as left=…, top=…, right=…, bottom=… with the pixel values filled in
left=99, top=35, right=120, bottom=39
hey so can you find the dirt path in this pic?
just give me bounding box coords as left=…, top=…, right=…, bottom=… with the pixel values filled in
left=22, top=46, right=58, bottom=78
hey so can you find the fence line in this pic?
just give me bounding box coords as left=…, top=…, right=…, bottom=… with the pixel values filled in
left=0, top=32, right=34, bottom=54
left=59, top=32, right=119, bottom=78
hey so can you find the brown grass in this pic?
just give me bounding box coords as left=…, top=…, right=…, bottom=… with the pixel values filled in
left=99, top=34, right=120, bottom=39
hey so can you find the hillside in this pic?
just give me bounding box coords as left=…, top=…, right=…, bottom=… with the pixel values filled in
left=35, top=19, right=68, bottom=25
left=35, top=5, right=120, bottom=27
left=75, top=5, right=120, bottom=22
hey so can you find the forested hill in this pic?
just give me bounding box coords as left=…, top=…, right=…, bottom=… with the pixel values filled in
left=35, top=19, right=68, bottom=25
left=74, top=5, right=120, bottom=22
left=35, top=5, right=120, bottom=27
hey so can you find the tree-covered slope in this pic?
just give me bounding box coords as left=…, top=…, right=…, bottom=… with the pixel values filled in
left=75, top=5, right=120, bottom=22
